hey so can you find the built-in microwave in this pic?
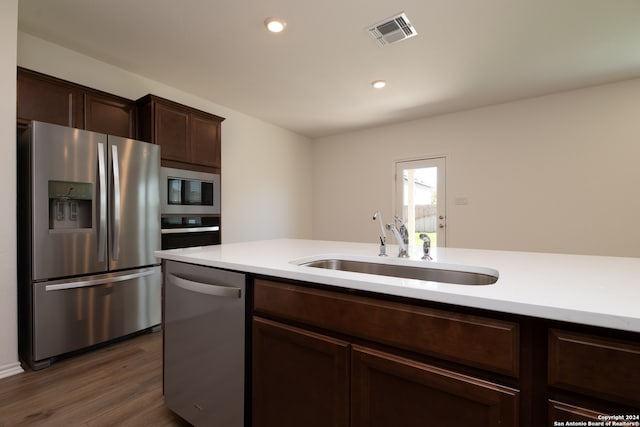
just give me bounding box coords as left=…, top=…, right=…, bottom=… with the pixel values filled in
left=160, top=167, right=220, bottom=216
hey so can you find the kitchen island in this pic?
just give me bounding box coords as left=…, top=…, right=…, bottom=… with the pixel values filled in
left=156, top=239, right=640, bottom=427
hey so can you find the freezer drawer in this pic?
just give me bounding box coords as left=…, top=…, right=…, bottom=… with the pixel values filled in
left=164, top=261, right=246, bottom=427
left=32, top=266, right=162, bottom=363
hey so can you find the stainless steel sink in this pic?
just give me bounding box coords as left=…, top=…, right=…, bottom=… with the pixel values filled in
left=300, top=259, right=498, bottom=285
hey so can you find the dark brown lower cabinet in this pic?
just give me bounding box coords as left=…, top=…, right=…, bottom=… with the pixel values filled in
left=548, top=329, right=640, bottom=409
left=251, top=278, right=639, bottom=426
left=252, top=316, right=519, bottom=427
left=252, top=317, right=350, bottom=427
left=546, top=329, right=640, bottom=423
left=351, top=346, right=519, bottom=427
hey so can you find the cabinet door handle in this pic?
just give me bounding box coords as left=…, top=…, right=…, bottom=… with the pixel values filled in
left=168, top=273, right=241, bottom=298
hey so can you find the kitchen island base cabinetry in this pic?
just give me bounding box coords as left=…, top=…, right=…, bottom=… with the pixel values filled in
left=250, top=277, right=640, bottom=426
left=351, top=346, right=518, bottom=427
left=547, top=329, right=640, bottom=422
left=253, top=313, right=519, bottom=427
left=252, top=278, right=522, bottom=427
left=253, top=317, right=349, bottom=427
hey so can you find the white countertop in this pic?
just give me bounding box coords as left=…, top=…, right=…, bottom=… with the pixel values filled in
left=155, top=239, right=640, bottom=333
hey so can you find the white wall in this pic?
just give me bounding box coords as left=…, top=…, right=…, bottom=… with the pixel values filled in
left=17, top=32, right=314, bottom=244
left=0, top=0, right=21, bottom=379
left=312, top=78, right=640, bottom=257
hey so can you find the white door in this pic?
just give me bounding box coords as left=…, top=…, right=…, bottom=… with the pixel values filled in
left=395, top=157, right=447, bottom=248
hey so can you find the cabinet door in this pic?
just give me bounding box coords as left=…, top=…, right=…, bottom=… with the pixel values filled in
left=252, top=317, right=350, bottom=427
left=190, top=111, right=221, bottom=169
left=351, top=346, right=519, bottom=427
left=17, top=69, right=83, bottom=128
left=154, top=101, right=190, bottom=164
left=84, top=92, right=136, bottom=138
left=548, top=329, right=640, bottom=408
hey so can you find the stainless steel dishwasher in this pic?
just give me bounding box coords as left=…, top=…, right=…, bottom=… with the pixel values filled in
left=164, top=260, right=246, bottom=426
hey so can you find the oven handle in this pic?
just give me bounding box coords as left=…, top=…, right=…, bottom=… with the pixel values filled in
left=161, top=226, right=220, bottom=234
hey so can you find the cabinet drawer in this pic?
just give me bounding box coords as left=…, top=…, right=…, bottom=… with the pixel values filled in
left=253, top=279, right=519, bottom=377
left=548, top=329, right=640, bottom=407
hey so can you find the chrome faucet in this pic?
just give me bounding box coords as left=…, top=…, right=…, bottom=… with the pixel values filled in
left=372, top=211, right=387, bottom=256
left=419, top=233, right=432, bottom=260
left=386, top=216, right=409, bottom=258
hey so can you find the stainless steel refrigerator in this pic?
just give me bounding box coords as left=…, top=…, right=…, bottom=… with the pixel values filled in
left=18, top=121, right=162, bottom=370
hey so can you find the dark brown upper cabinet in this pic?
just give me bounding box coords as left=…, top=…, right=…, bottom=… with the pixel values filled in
left=17, top=68, right=84, bottom=130
left=17, top=67, right=137, bottom=139
left=17, top=68, right=224, bottom=172
left=136, top=94, right=224, bottom=173
left=84, top=92, right=136, bottom=138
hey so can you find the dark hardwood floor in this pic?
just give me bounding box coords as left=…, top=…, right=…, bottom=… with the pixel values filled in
left=0, top=331, right=191, bottom=427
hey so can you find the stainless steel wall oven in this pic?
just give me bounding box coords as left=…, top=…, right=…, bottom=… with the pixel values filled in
left=161, top=216, right=220, bottom=249
left=160, top=167, right=221, bottom=249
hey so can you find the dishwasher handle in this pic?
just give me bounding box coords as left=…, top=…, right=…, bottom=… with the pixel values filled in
left=168, top=273, right=242, bottom=299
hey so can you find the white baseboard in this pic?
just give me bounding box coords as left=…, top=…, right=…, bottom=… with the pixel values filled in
left=0, top=361, right=24, bottom=379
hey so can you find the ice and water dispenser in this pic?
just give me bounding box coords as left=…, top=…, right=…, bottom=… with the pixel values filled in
left=48, top=180, right=92, bottom=230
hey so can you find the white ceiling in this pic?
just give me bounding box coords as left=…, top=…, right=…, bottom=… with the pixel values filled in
left=17, top=0, right=640, bottom=138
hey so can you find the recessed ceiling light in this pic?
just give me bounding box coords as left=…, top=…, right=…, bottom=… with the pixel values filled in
left=264, top=17, right=286, bottom=33
left=372, top=80, right=387, bottom=89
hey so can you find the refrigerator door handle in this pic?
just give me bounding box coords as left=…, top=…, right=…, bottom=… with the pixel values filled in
left=97, top=142, right=107, bottom=263
left=111, top=144, right=121, bottom=260
left=168, top=273, right=242, bottom=298
left=44, top=268, right=160, bottom=291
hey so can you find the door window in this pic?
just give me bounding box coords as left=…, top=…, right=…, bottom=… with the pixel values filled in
left=395, top=157, right=447, bottom=248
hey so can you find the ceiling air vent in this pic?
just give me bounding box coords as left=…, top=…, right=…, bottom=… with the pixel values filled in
left=368, top=12, right=417, bottom=47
